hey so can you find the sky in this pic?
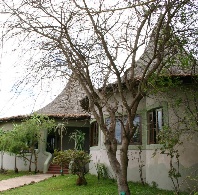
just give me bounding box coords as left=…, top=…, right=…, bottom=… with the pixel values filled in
left=0, top=49, right=66, bottom=118
left=0, top=1, right=70, bottom=118
left=0, top=29, right=66, bottom=118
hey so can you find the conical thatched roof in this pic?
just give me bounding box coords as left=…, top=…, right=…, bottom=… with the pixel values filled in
left=0, top=76, right=89, bottom=122
left=36, top=74, right=90, bottom=119
left=122, top=22, right=197, bottom=82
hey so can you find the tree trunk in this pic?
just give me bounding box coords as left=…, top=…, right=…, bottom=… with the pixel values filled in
left=14, top=155, right=18, bottom=173
left=29, top=153, right=33, bottom=172
left=1, top=151, right=3, bottom=170
left=105, top=138, right=131, bottom=195
left=76, top=175, right=87, bottom=186
left=33, top=150, right=38, bottom=173
left=117, top=176, right=130, bottom=195
left=118, top=137, right=130, bottom=195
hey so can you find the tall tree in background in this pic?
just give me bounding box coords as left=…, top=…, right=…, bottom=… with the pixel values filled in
left=0, top=0, right=197, bottom=194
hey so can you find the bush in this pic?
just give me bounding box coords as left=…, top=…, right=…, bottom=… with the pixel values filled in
left=53, top=149, right=91, bottom=185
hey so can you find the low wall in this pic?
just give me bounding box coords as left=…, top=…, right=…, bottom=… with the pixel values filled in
left=0, top=151, right=49, bottom=173
left=89, top=147, right=198, bottom=192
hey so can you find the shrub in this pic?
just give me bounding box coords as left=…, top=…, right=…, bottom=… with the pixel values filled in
left=53, top=149, right=91, bottom=185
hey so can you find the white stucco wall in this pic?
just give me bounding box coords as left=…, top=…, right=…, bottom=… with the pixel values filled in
left=89, top=87, right=198, bottom=192
left=0, top=153, right=35, bottom=171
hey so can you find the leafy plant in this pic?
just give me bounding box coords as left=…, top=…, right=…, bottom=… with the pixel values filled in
left=69, top=130, right=85, bottom=151
left=151, top=181, right=158, bottom=189
left=157, top=126, right=183, bottom=195
left=1, top=114, right=55, bottom=173
left=96, top=163, right=109, bottom=180
left=53, top=149, right=91, bottom=185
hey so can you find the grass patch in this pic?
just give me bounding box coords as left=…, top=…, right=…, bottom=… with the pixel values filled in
left=0, top=170, right=31, bottom=181
left=0, top=174, right=188, bottom=195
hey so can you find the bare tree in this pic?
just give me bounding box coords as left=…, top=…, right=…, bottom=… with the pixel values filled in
left=0, top=0, right=197, bottom=194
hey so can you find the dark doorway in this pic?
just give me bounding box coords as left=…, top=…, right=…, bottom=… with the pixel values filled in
left=46, top=131, right=58, bottom=153
left=46, top=126, right=89, bottom=153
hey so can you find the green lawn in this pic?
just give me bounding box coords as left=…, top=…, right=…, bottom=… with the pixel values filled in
left=0, top=170, right=31, bottom=181
left=0, top=173, right=188, bottom=195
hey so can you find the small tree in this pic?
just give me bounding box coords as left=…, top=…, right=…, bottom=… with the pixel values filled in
left=4, top=128, right=24, bottom=173
left=4, top=114, right=55, bottom=173
left=54, top=123, right=67, bottom=175
left=0, top=128, right=25, bottom=173
left=53, top=129, right=90, bottom=185
left=53, top=149, right=91, bottom=185
left=55, top=123, right=67, bottom=152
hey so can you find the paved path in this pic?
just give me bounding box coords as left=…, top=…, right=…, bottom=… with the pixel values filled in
left=0, top=174, right=54, bottom=192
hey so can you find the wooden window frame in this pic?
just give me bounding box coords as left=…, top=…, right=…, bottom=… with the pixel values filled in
left=105, top=115, right=142, bottom=145
left=90, top=121, right=99, bottom=147
left=148, top=108, right=163, bottom=144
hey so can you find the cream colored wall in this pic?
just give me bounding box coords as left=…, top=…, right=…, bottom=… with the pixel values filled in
left=144, top=91, right=198, bottom=190
left=96, top=90, right=146, bottom=116
left=0, top=121, right=19, bottom=131
left=89, top=147, right=146, bottom=182
left=89, top=88, right=198, bottom=192
left=145, top=150, right=173, bottom=189
left=0, top=153, right=36, bottom=171
left=0, top=152, right=49, bottom=172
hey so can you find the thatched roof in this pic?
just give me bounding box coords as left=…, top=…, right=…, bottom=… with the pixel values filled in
left=0, top=115, right=30, bottom=123
left=124, top=25, right=197, bottom=81
left=0, top=113, right=89, bottom=123
left=0, top=75, right=90, bottom=122
left=35, top=74, right=90, bottom=119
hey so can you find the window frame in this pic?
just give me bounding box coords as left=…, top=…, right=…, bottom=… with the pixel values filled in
left=147, top=107, right=163, bottom=144
left=130, top=115, right=142, bottom=145
left=90, top=121, right=99, bottom=147
left=105, top=115, right=142, bottom=145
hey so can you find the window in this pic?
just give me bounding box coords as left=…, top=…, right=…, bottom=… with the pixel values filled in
left=106, top=117, right=122, bottom=144
left=148, top=108, right=163, bottom=144
left=90, top=121, right=99, bottom=146
left=131, top=115, right=141, bottom=144
left=105, top=116, right=141, bottom=145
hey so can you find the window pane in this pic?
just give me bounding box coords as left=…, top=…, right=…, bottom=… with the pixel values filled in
left=133, top=115, right=140, bottom=126
left=105, top=116, right=141, bottom=144
left=105, top=117, right=122, bottom=144
left=148, top=108, right=163, bottom=144
left=157, top=109, right=163, bottom=131
left=115, top=119, right=122, bottom=143
left=90, top=121, right=99, bottom=146
left=131, top=116, right=141, bottom=144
